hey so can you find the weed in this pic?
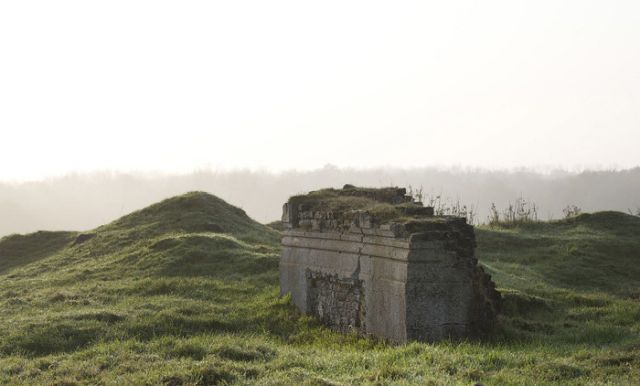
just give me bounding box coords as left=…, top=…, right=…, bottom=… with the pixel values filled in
left=563, top=205, right=582, bottom=219
left=488, top=196, right=538, bottom=227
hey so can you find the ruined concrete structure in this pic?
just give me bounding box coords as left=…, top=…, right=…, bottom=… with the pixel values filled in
left=279, top=186, right=500, bottom=343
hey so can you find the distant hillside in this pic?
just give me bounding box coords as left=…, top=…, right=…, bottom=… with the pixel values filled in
left=0, top=193, right=637, bottom=384
left=1, top=167, right=639, bottom=237
left=478, top=211, right=640, bottom=297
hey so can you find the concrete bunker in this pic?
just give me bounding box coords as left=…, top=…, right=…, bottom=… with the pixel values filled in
left=279, top=185, right=501, bottom=343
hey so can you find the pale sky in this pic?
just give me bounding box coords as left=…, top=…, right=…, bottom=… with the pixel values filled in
left=1, top=1, right=639, bottom=181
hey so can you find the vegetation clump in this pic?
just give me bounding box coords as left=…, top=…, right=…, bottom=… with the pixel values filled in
left=286, top=185, right=436, bottom=231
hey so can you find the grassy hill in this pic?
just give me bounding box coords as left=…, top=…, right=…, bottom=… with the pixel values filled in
left=0, top=192, right=638, bottom=385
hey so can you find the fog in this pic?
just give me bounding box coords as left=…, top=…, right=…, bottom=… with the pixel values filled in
left=2, top=2, right=639, bottom=235
left=1, top=166, right=639, bottom=237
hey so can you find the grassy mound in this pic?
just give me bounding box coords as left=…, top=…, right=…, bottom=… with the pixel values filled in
left=478, top=211, right=640, bottom=296
left=0, top=231, right=77, bottom=274
left=100, top=191, right=280, bottom=245
left=0, top=193, right=638, bottom=385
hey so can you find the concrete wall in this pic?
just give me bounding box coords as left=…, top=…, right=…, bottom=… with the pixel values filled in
left=280, top=221, right=490, bottom=343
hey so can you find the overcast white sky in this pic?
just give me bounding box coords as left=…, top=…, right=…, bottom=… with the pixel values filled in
left=1, top=1, right=639, bottom=181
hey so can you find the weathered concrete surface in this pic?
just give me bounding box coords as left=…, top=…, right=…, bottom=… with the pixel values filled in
left=279, top=186, right=500, bottom=343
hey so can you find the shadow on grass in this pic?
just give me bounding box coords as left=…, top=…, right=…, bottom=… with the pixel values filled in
left=0, top=231, right=76, bottom=275
left=0, top=322, right=102, bottom=356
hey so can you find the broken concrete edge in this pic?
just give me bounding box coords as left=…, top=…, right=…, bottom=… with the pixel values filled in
left=282, top=185, right=438, bottom=233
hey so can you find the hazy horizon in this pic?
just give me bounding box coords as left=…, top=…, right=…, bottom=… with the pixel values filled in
left=1, top=166, right=639, bottom=237
left=2, top=164, right=637, bottom=184
left=2, top=1, right=639, bottom=234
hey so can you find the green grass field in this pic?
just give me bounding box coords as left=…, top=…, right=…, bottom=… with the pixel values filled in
left=0, top=192, right=638, bottom=385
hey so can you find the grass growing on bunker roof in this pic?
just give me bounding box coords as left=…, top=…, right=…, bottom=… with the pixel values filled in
left=288, top=186, right=433, bottom=225
left=0, top=191, right=638, bottom=385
